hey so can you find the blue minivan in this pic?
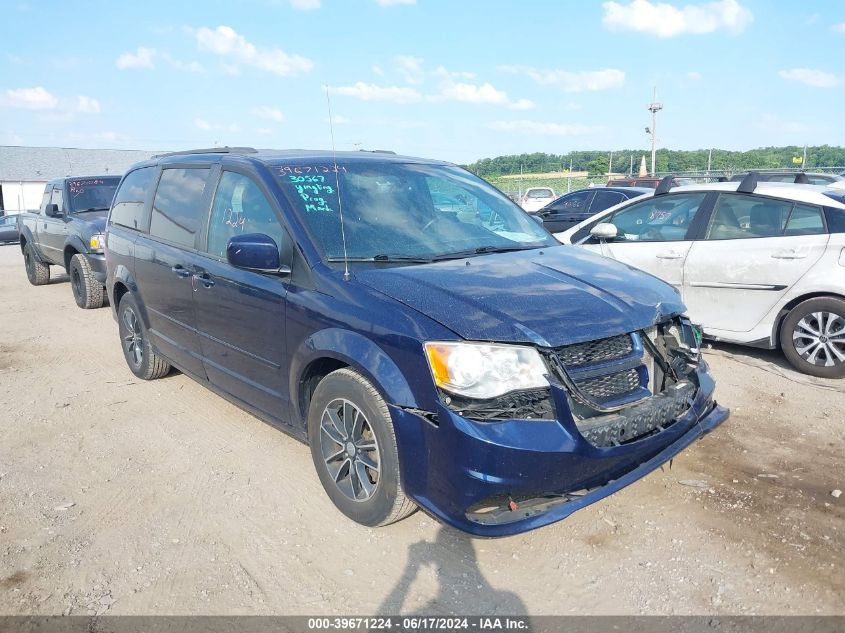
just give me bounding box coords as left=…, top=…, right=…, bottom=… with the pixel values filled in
left=104, top=148, right=728, bottom=536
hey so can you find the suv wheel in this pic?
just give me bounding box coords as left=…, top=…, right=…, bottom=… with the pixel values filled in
left=307, top=368, right=416, bottom=527
left=117, top=294, right=171, bottom=380
left=23, top=243, right=50, bottom=286
left=69, top=254, right=104, bottom=309
left=780, top=297, right=845, bottom=378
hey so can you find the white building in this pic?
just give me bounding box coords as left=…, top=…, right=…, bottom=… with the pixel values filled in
left=0, top=146, right=156, bottom=214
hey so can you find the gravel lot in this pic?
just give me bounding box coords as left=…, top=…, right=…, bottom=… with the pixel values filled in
left=0, top=242, right=843, bottom=616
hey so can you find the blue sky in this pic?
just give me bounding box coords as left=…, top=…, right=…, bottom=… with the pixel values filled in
left=2, top=0, right=844, bottom=164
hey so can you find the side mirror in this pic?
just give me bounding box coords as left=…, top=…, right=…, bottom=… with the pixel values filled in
left=590, top=223, right=618, bottom=240
left=226, top=233, right=290, bottom=276
left=530, top=214, right=545, bottom=225
left=45, top=203, right=61, bottom=217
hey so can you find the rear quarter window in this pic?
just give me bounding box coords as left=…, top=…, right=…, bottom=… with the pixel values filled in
left=824, top=206, right=845, bottom=234
left=110, top=167, right=157, bottom=231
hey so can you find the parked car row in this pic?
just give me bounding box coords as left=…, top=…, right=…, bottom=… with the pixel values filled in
left=17, top=147, right=728, bottom=537
left=555, top=174, right=845, bottom=378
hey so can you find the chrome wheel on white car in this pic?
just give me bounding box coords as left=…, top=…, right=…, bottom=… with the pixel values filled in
left=781, top=297, right=845, bottom=378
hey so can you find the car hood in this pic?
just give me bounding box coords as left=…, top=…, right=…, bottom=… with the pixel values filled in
left=354, top=246, right=685, bottom=348
left=71, top=210, right=108, bottom=235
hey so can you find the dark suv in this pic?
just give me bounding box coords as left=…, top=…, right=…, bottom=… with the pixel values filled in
left=104, top=148, right=728, bottom=536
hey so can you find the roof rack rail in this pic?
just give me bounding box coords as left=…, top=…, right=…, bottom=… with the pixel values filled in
left=153, top=146, right=258, bottom=158
left=653, top=175, right=675, bottom=196
left=359, top=149, right=397, bottom=154
left=737, top=171, right=759, bottom=194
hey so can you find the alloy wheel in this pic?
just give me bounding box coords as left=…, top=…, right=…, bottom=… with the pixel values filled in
left=319, top=398, right=381, bottom=502
left=122, top=307, right=144, bottom=367
left=792, top=311, right=845, bottom=367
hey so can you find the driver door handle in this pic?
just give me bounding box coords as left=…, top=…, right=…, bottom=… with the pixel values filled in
left=771, top=249, right=806, bottom=259
left=656, top=251, right=683, bottom=259
left=192, top=272, right=215, bottom=288
left=171, top=265, right=191, bottom=278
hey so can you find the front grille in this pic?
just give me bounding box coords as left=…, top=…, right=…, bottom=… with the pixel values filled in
left=556, top=334, right=633, bottom=367
left=579, top=368, right=640, bottom=399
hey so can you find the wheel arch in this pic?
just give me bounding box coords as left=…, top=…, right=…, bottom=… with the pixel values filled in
left=290, top=328, right=420, bottom=428
left=63, top=236, right=88, bottom=270
left=773, top=291, right=845, bottom=348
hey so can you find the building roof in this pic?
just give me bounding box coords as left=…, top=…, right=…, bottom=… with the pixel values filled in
left=0, top=146, right=157, bottom=182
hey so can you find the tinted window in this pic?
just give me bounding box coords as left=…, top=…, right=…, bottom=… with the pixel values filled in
left=67, top=178, right=120, bottom=212
left=706, top=194, right=792, bottom=240
left=607, top=193, right=707, bottom=242
left=823, top=206, right=845, bottom=233
left=110, top=167, right=157, bottom=231
left=526, top=189, right=554, bottom=198
left=50, top=187, right=63, bottom=213
left=784, top=204, right=824, bottom=236
left=590, top=191, right=625, bottom=213
left=548, top=191, right=591, bottom=213
left=206, top=171, right=287, bottom=259
left=149, top=168, right=210, bottom=249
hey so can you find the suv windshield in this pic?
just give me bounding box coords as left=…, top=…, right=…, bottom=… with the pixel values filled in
left=274, top=162, right=555, bottom=261
left=67, top=178, right=120, bottom=212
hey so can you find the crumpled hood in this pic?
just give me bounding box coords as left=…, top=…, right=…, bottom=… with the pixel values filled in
left=354, top=246, right=685, bottom=348
left=72, top=211, right=108, bottom=237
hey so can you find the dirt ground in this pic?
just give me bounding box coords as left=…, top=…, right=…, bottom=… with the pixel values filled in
left=0, top=242, right=843, bottom=616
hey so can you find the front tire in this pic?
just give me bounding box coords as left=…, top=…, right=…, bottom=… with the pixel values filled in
left=780, top=297, right=845, bottom=378
left=23, top=243, right=50, bottom=286
left=69, top=254, right=104, bottom=309
left=307, top=368, right=415, bottom=527
left=117, top=293, right=171, bottom=380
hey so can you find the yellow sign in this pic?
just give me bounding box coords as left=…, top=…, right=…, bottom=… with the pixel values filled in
left=792, top=156, right=803, bottom=164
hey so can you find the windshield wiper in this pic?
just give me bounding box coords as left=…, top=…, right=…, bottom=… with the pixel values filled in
left=75, top=207, right=110, bottom=213
left=326, top=254, right=434, bottom=263
left=431, top=244, right=544, bottom=260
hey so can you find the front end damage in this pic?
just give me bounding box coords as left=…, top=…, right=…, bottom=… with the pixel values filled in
left=389, top=316, right=728, bottom=537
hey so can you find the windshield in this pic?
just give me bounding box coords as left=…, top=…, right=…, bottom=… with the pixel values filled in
left=274, top=162, right=555, bottom=261
left=68, top=178, right=120, bottom=212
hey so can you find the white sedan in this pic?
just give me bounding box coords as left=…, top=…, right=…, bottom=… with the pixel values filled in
left=555, top=178, right=845, bottom=378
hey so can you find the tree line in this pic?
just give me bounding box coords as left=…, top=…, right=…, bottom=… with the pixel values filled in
left=463, top=146, right=845, bottom=177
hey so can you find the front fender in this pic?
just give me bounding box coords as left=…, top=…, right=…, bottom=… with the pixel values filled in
left=108, top=264, right=150, bottom=327
left=289, top=328, right=419, bottom=423
left=64, top=235, right=89, bottom=264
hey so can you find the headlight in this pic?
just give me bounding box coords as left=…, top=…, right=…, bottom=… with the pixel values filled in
left=424, top=341, right=549, bottom=399
left=89, top=233, right=105, bottom=250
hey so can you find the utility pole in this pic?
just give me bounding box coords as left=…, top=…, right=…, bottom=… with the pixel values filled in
left=629, top=154, right=633, bottom=176
left=707, top=148, right=712, bottom=173
left=647, top=87, right=663, bottom=176
left=803, top=144, right=807, bottom=169
left=608, top=151, right=613, bottom=175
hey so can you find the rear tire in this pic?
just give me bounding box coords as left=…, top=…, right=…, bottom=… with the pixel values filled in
left=23, top=243, right=50, bottom=286
left=780, top=297, right=845, bottom=378
left=307, top=368, right=416, bottom=527
left=69, top=254, right=104, bottom=309
left=117, top=293, right=171, bottom=380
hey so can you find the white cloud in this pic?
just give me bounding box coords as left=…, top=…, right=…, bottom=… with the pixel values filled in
left=396, top=55, right=425, bottom=84
left=194, top=117, right=212, bottom=130
left=331, top=115, right=351, bottom=124
left=195, top=25, right=313, bottom=76
left=499, top=66, right=625, bottom=92
left=161, top=53, right=206, bottom=74
left=755, top=113, right=810, bottom=135
left=331, top=82, right=422, bottom=103
left=290, top=0, right=321, bottom=8
left=372, top=64, right=385, bottom=76
left=687, top=71, right=702, bottom=80
left=779, top=68, right=842, bottom=88
left=602, top=0, right=753, bottom=37
left=194, top=118, right=240, bottom=133
left=76, top=96, right=101, bottom=113
left=833, top=22, right=845, bottom=32
left=432, top=81, right=534, bottom=110
left=376, top=0, right=415, bottom=5
left=489, top=120, right=607, bottom=136
left=252, top=106, right=285, bottom=122
left=116, top=46, right=156, bottom=69
left=3, top=86, right=58, bottom=110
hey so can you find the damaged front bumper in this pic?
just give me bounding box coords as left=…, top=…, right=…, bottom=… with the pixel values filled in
left=389, top=320, right=729, bottom=537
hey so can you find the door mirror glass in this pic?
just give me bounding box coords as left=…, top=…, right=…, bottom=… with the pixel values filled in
left=226, top=233, right=289, bottom=275
left=590, top=223, right=618, bottom=240
left=45, top=203, right=61, bottom=217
